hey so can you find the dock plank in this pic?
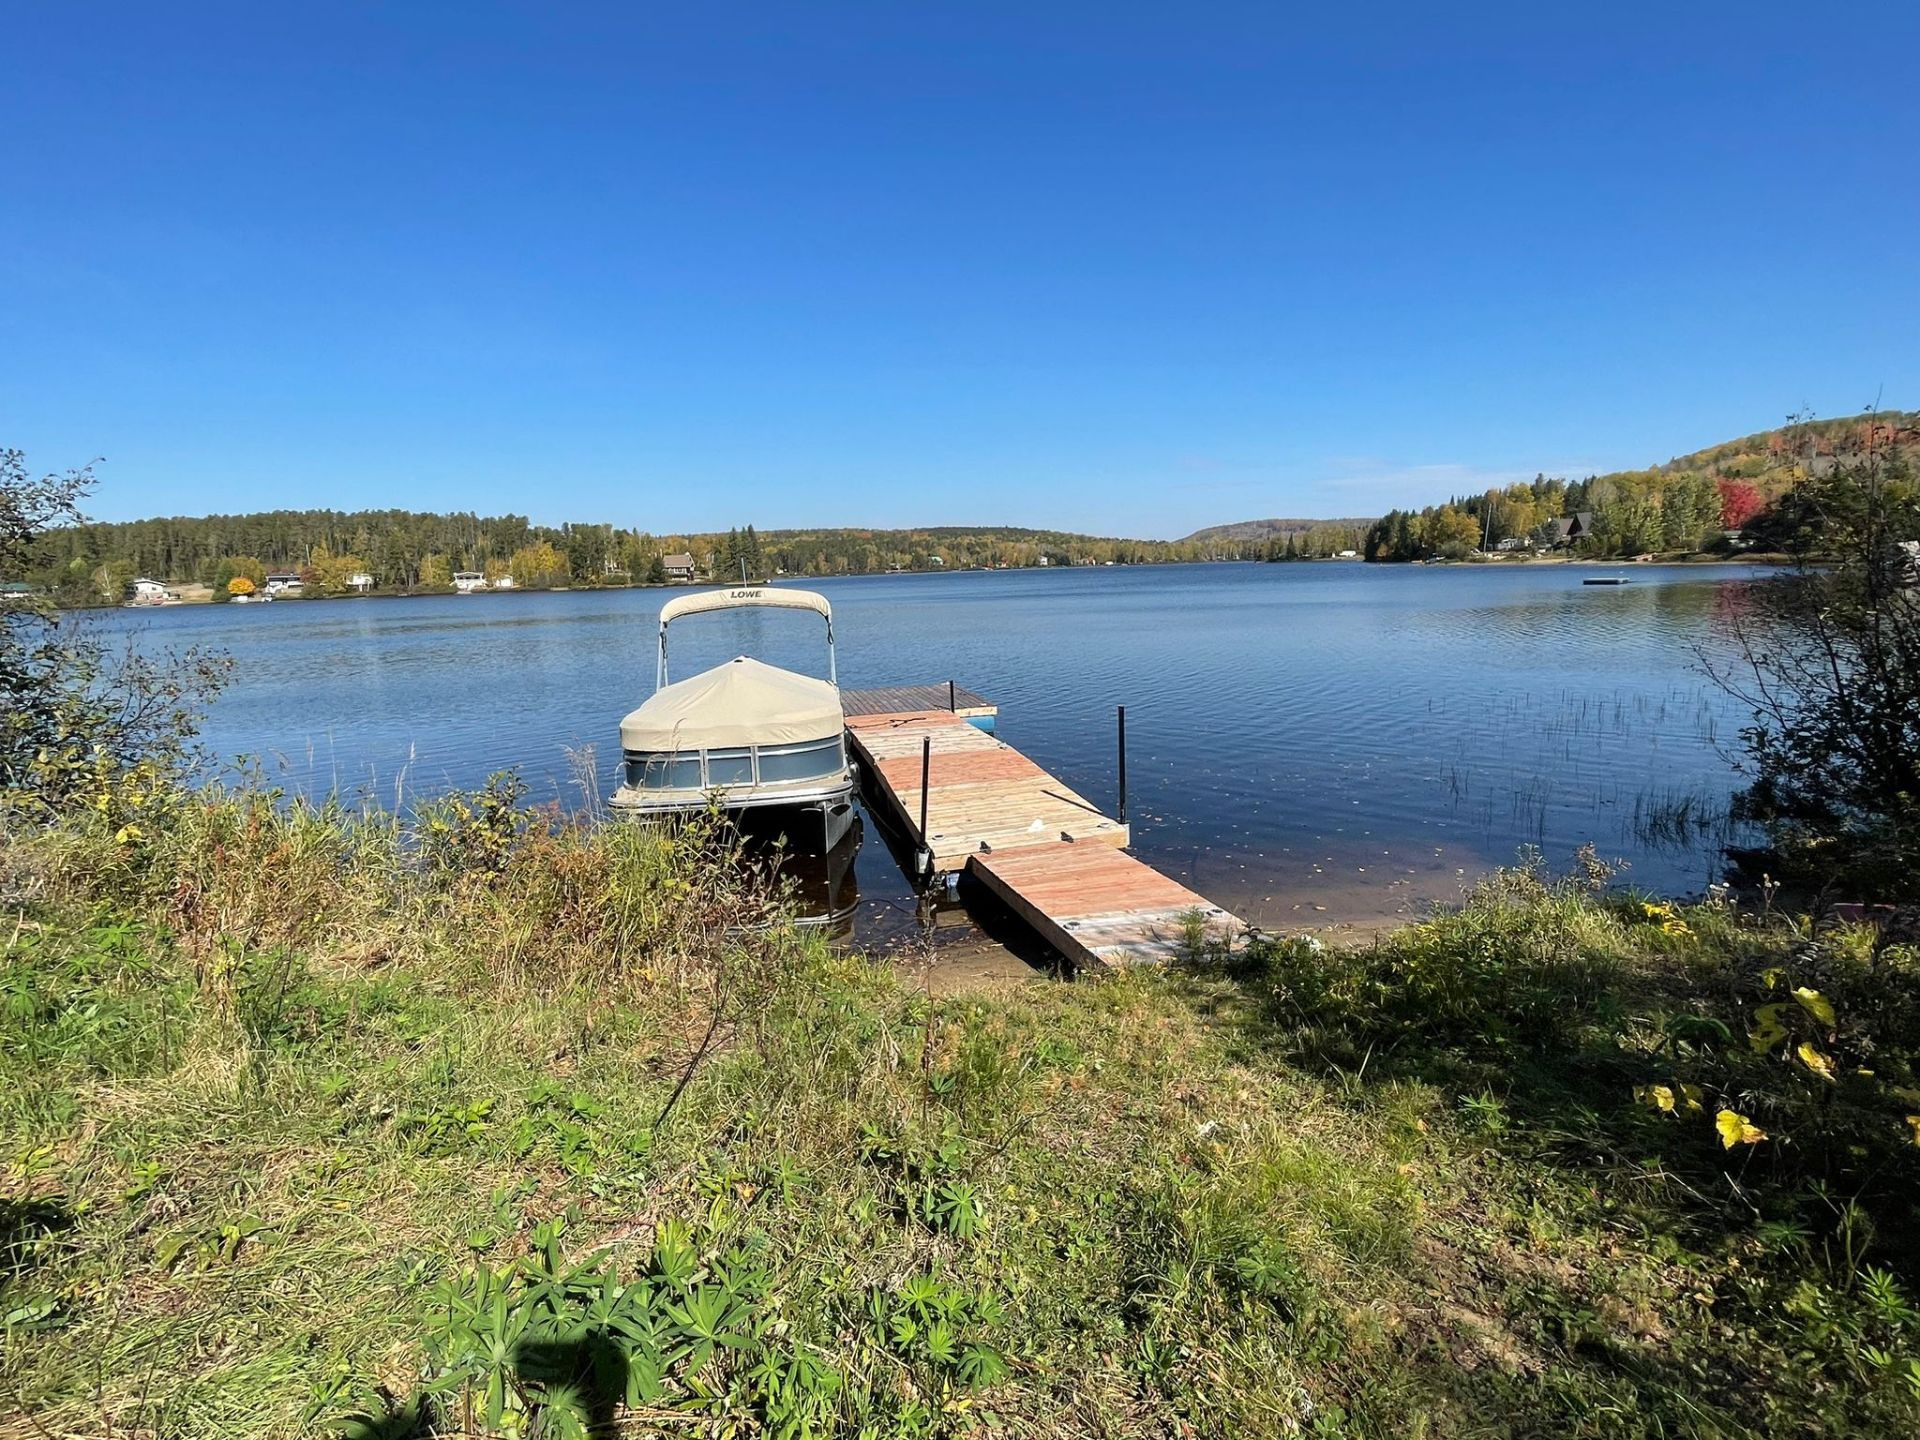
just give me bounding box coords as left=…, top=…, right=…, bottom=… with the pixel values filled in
left=842, top=684, right=996, bottom=719
left=969, top=843, right=1244, bottom=970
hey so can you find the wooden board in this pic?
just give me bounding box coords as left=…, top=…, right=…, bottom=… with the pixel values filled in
left=847, top=710, right=1127, bottom=871
left=969, top=842, right=1245, bottom=970
left=841, top=683, right=996, bottom=720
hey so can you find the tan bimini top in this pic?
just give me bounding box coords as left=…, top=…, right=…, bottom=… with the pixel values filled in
left=620, top=656, right=844, bottom=753
left=657, top=587, right=832, bottom=626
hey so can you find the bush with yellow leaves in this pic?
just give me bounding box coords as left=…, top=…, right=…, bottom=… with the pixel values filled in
left=1631, top=916, right=1920, bottom=1186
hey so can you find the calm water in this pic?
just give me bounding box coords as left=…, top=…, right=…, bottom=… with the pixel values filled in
left=100, top=563, right=1762, bottom=944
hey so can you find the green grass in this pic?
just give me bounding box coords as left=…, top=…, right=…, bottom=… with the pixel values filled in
left=2, top=793, right=1918, bottom=1437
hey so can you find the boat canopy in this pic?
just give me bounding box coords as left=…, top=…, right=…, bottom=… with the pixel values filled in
left=658, top=587, right=831, bottom=626
left=621, top=656, right=844, bottom=752
left=657, top=587, right=836, bottom=687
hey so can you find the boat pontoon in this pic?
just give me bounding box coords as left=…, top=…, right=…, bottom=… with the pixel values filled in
left=609, top=588, right=855, bottom=850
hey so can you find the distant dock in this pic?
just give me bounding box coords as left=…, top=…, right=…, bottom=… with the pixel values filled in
left=841, top=686, right=1243, bottom=969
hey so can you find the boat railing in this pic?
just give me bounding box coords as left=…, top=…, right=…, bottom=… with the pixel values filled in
left=656, top=587, right=837, bottom=688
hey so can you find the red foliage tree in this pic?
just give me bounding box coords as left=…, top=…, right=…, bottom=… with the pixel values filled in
left=1717, top=479, right=1764, bottom=530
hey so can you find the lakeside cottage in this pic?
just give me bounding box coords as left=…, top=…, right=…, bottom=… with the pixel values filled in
left=1544, top=511, right=1595, bottom=547
left=661, top=552, right=698, bottom=583
left=452, top=571, right=487, bottom=593
left=264, top=572, right=303, bottom=596
left=126, top=578, right=176, bottom=605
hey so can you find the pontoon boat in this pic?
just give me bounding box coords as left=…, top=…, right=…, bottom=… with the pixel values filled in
left=610, top=588, right=855, bottom=850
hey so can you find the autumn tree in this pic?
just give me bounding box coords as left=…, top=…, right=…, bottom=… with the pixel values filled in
left=211, top=554, right=266, bottom=600
left=306, top=545, right=372, bottom=597
left=1423, top=505, right=1480, bottom=556
left=1718, top=479, right=1764, bottom=530
left=510, top=540, right=569, bottom=589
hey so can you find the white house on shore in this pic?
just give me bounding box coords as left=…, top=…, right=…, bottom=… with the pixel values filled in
left=452, top=571, right=487, bottom=593
left=265, top=572, right=303, bottom=596
left=126, top=578, right=176, bottom=605
left=348, top=572, right=374, bottom=593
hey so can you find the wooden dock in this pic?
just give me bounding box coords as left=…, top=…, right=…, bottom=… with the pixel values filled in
left=841, top=688, right=1244, bottom=970
left=971, top=842, right=1243, bottom=968
left=841, top=682, right=996, bottom=722
left=845, top=708, right=1126, bottom=871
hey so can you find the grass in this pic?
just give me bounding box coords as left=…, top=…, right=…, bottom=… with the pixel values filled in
left=2, top=787, right=1918, bottom=1437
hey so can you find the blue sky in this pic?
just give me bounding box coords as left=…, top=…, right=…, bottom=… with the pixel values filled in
left=3, top=3, right=1915, bottom=538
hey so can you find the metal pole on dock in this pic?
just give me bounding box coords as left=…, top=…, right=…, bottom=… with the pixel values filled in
left=1117, top=705, right=1128, bottom=826
left=917, top=736, right=933, bottom=876
left=948, top=678, right=956, bottom=712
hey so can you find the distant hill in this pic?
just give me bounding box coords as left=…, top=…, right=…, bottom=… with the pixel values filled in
left=1654, top=410, right=1920, bottom=480
left=1183, top=516, right=1372, bottom=543
left=1355, top=407, right=1919, bottom=563
left=1192, top=412, right=1920, bottom=550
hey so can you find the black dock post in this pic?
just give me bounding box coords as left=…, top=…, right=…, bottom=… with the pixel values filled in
left=1117, top=705, right=1128, bottom=826
left=948, top=678, right=956, bottom=712
left=917, top=735, right=933, bottom=876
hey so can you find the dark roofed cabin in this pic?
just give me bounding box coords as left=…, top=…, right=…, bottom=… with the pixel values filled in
left=1546, top=512, right=1596, bottom=547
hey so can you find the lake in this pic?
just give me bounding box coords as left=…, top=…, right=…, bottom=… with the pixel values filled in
left=99, top=562, right=1763, bottom=949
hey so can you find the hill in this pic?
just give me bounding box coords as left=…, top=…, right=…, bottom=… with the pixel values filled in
left=1656, top=410, right=1920, bottom=478
left=1359, top=408, right=1919, bottom=562
left=1182, top=516, right=1372, bottom=543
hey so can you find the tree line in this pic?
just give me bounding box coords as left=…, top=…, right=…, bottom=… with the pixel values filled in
left=1361, top=411, right=1919, bottom=562
left=13, top=505, right=1281, bottom=603
left=1254, top=522, right=1368, bottom=560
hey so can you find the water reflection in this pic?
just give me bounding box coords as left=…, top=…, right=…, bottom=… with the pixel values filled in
left=736, top=816, right=864, bottom=939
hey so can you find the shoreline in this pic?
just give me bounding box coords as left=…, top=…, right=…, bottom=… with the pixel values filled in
left=61, top=551, right=1791, bottom=611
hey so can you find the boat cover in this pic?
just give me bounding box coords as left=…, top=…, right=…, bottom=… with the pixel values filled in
left=620, top=656, right=844, bottom=752
left=658, top=587, right=831, bottom=626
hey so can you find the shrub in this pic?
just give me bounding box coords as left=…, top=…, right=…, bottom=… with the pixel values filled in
left=2, top=450, right=230, bottom=810
left=1708, top=422, right=1920, bottom=899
